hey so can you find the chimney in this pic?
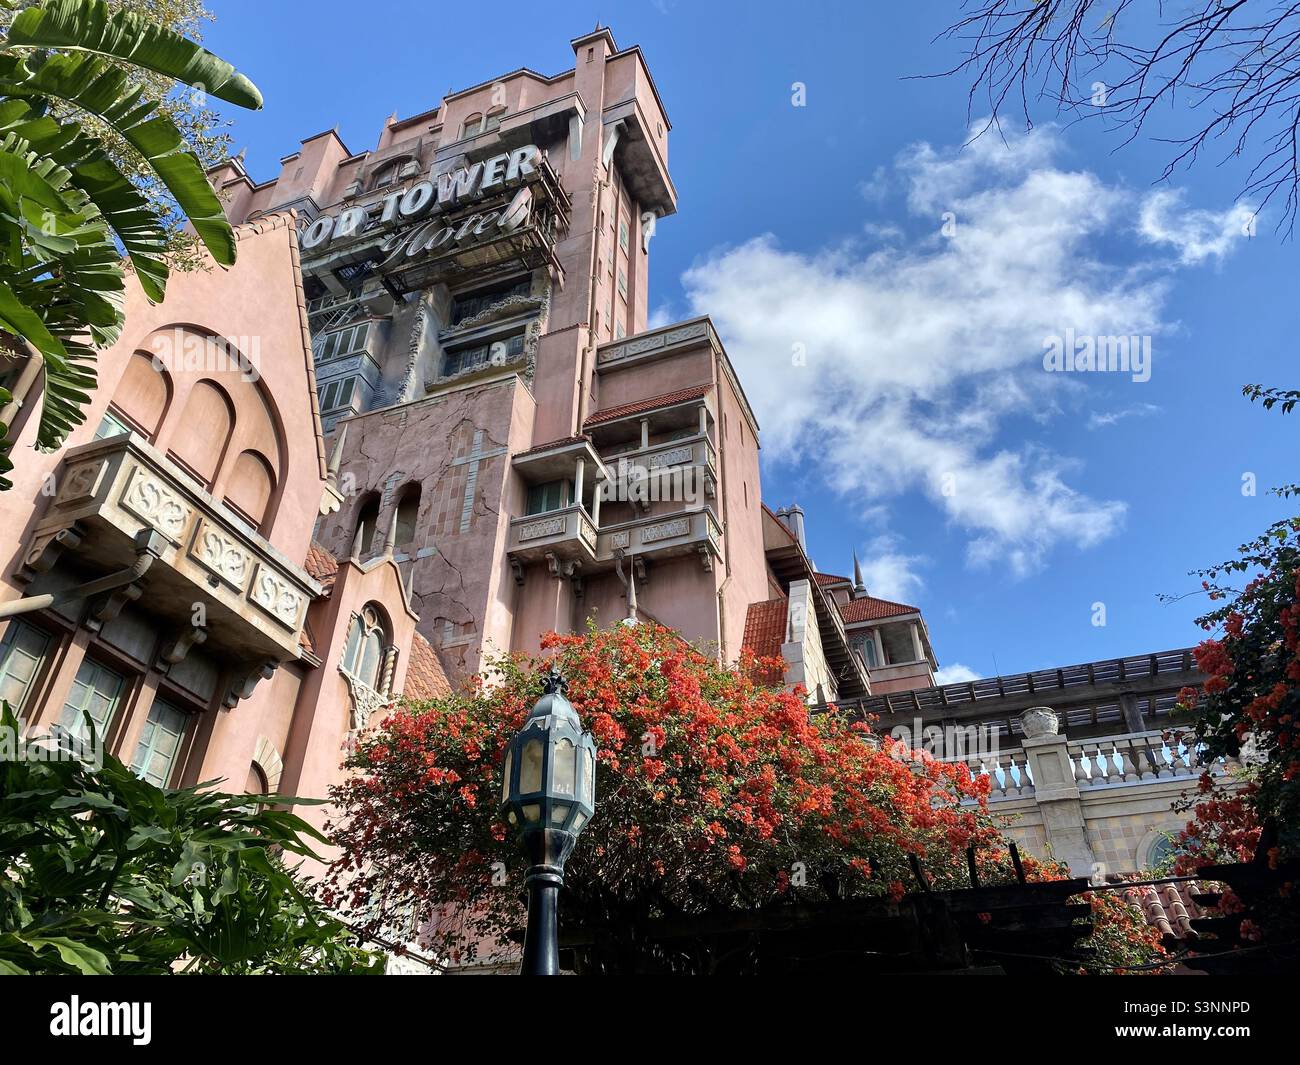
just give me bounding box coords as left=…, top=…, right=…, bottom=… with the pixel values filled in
left=775, top=504, right=807, bottom=553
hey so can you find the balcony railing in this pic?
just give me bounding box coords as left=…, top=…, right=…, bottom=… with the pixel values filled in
left=599, top=435, right=717, bottom=502
left=507, top=505, right=723, bottom=576
left=20, top=433, right=318, bottom=664
left=941, top=730, right=1232, bottom=802
left=596, top=507, right=722, bottom=568
left=506, top=505, right=599, bottom=568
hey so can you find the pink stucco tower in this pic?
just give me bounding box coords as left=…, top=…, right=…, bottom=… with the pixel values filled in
left=211, top=28, right=776, bottom=680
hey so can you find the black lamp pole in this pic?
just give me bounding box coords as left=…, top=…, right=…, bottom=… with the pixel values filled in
left=501, top=667, right=597, bottom=976
left=519, top=839, right=568, bottom=975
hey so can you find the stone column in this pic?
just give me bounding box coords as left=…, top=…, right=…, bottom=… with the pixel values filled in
left=910, top=622, right=924, bottom=663
left=1019, top=706, right=1097, bottom=877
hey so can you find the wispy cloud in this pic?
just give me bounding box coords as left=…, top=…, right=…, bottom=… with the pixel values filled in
left=1086, top=403, right=1162, bottom=431
left=678, top=122, right=1248, bottom=577
left=1139, top=189, right=1255, bottom=265
left=855, top=536, right=926, bottom=603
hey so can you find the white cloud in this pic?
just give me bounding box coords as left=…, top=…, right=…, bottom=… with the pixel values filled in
left=934, top=663, right=982, bottom=685
left=1086, top=403, right=1162, bottom=431
left=678, top=123, right=1242, bottom=577
left=856, top=536, right=926, bottom=603
left=1139, top=190, right=1255, bottom=265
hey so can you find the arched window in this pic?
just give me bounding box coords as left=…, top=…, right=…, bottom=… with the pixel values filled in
left=460, top=112, right=483, bottom=139
left=223, top=450, right=275, bottom=529
left=352, top=493, right=380, bottom=557
left=371, top=160, right=400, bottom=191
left=341, top=605, right=387, bottom=690
left=482, top=106, right=506, bottom=133
left=245, top=762, right=269, bottom=796
left=395, top=485, right=421, bottom=548
left=170, top=380, right=233, bottom=486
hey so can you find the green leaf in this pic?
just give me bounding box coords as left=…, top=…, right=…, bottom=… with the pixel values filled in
left=0, top=52, right=237, bottom=266
left=22, top=933, right=112, bottom=975
left=6, top=0, right=263, bottom=109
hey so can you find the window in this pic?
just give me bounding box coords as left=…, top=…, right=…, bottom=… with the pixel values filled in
left=59, top=659, right=125, bottom=744
left=442, top=332, right=524, bottom=377
left=483, top=107, right=506, bottom=133
left=526, top=480, right=568, bottom=515
left=371, top=162, right=399, bottom=191
left=319, top=376, right=358, bottom=414
left=617, top=269, right=627, bottom=299
left=341, top=606, right=387, bottom=691
left=460, top=113, right=483, bottom=139
left=313, top=322, right=370, bottom=363
left=0, top=621, right=50, bottom=719
left=618, top=218, right=629, bottom=251
left=395, top=486, right=421, bottom=547
left=450, top=278, right=531, bottom=325
left=615, top=322, right=626, bottom=339
left=854, top=634, right=879, bottom=669
left=1147, top=834, right=1177, bottom=871
left=353, top=494, right=380, bottom=557
left=94, top=409, right=131, bottom=440
left=131, top=699, right=189, bottom=787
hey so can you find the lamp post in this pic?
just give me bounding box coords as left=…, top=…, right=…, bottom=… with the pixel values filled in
left=500, top=667, right=597, bottom=975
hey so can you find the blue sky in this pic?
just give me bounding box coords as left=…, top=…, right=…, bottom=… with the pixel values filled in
left=204, top=1, right=1298, bottom=680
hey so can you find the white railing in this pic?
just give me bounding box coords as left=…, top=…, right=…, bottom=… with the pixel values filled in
left=1066, top=731, right=1199, bottom=787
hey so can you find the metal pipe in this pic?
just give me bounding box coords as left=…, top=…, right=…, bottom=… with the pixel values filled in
left=0, top=529, right=166, bottom=620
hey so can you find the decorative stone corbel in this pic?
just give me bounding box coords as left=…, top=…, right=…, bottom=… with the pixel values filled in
left=544, top=552, right=581, bottom=581
left=21, top=524, right=85, bottom=579
left=697, top=544, right=713, bottom=572
left=85, top=582, right=144, bottom=632
left=633, top=556, right=649, bottom=585
left=158, top=625, right=209, bottom=668
left=510, top=557, right=525, bottom=586
left=223, top=660, right=278, bottom=709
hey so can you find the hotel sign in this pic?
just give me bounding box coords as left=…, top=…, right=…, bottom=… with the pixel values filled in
left=299, top=145, right=544, bottom=269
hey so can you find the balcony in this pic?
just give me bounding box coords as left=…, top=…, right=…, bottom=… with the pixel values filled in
left=596, top=507, right=722, bottom=570
left=600, top=434, right=717, bottom=505
left=18, top=434, right=320, bottom=665
left=506, top=505, right=599, bottom=575
left=507, top=504, right=723, bottom=581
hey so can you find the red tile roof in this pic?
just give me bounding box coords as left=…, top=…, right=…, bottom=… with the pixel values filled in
left=815, top=572, right=850, bottom=586
left=304, top=540, right=339, bottom=591
left=514, top=434, right=591, bottom=459
left=742, top=599, right=790, bottom=686
left=584, top=383, right=711, bottom=426
left=742, top=598, right=789, bottom=663
left=1126, top=881, right=1209, bottom=942
left=405, top=631, right=452, bottom=701
left=839, top=595, right=920, bottom=623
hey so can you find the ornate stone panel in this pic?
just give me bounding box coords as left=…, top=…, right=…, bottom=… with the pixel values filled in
left=118, top=463, right=192, bottom=543
left=247, top=562, right=305, bottom=630
left=598, top=321, right=709, bottom=365
left=54, top=458, right=109, bottom=507
left=189, top=518, right=255, bottom=591
left=647, top=445, right=694, bottom=470
left=641, top=518, right=690, bottom=544
left=518, top=516, right=566, bottom=541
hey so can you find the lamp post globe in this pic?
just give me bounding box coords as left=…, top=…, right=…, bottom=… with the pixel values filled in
left=500, top=666, right=597, bottom=975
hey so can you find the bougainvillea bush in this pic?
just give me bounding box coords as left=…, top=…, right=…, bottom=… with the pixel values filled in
left=1177, top=513, right=1300, bottom=859
left=324, top=622, right=1044, bottom=971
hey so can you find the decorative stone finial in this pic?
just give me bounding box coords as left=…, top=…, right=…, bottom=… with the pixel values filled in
left=1020, top=706, right=1060, bottom=738
left=542, top=666, right=568, bottom=696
